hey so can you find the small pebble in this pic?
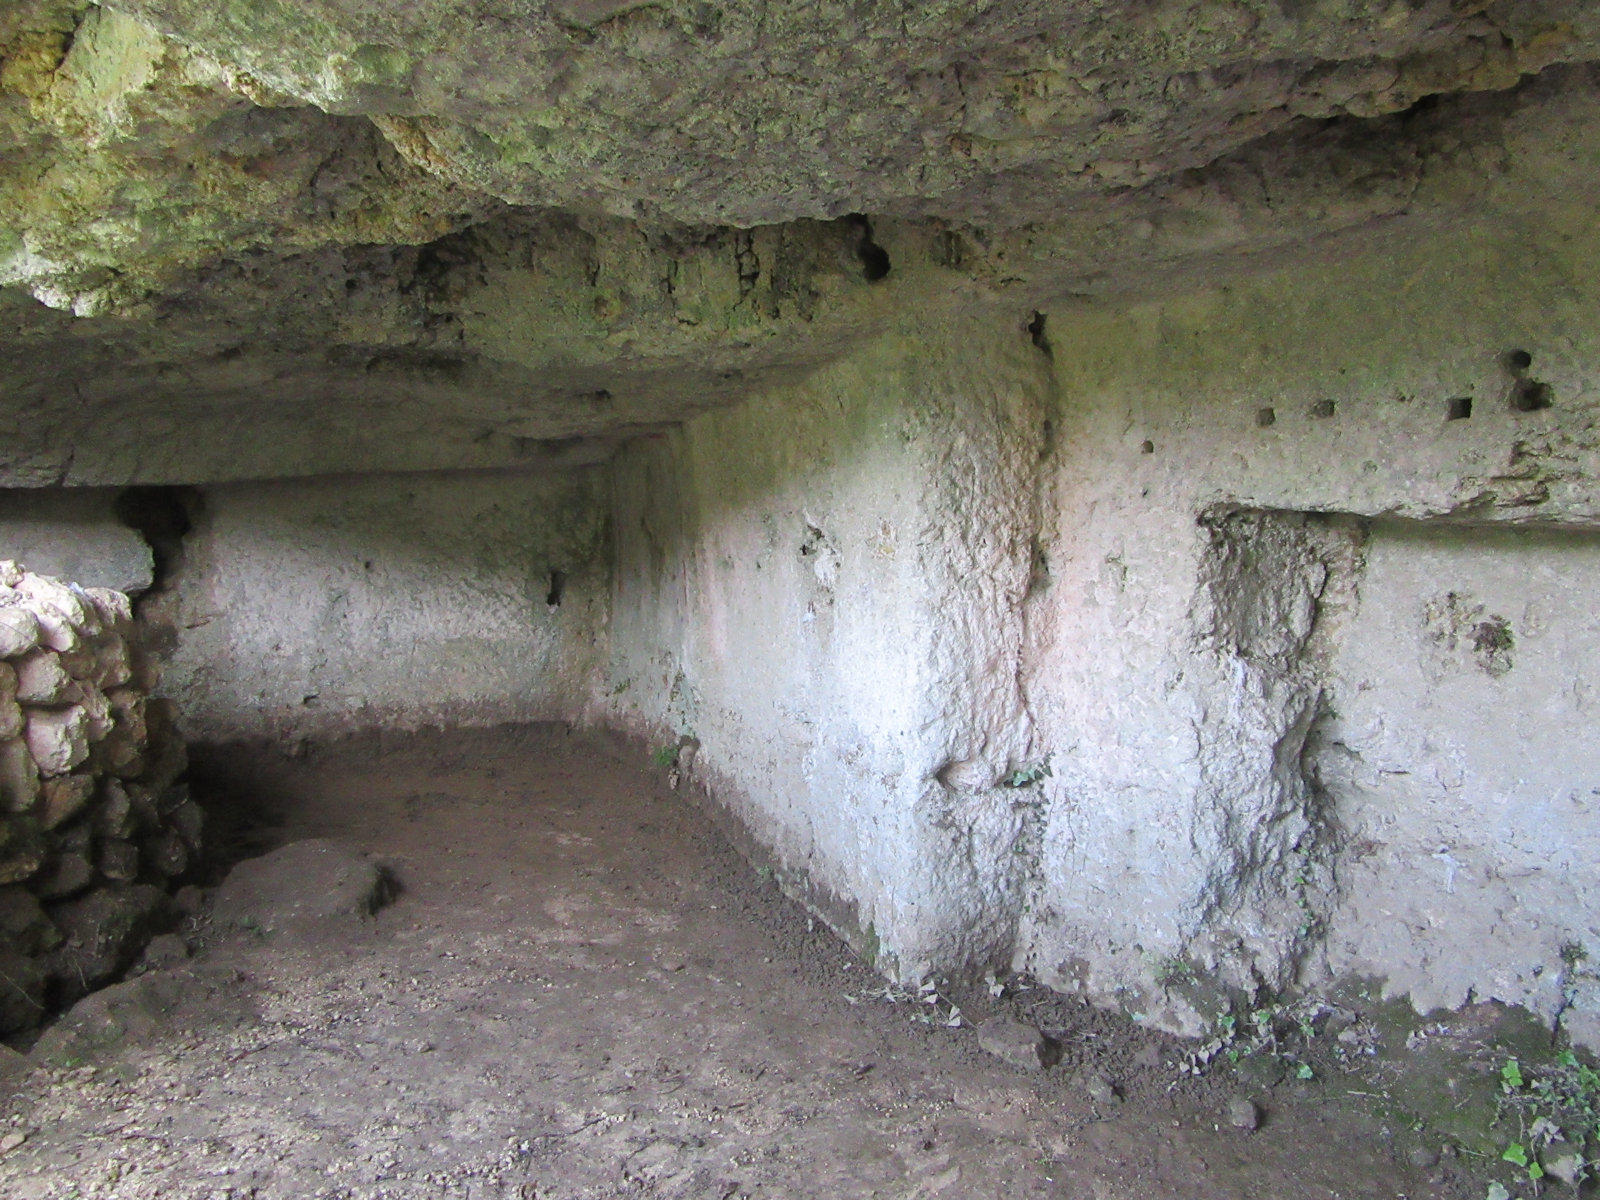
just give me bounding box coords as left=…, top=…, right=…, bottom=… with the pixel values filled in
left=1406, top=1145, right=1439, bottom=1169
left=0, top=1130, right=27, bottom=1153
left=976, top=1016, right=1054, bottom=1072
left=1227, top=1096, right=1260, bottom=1131
left=1084, top=1073, right=1121, bottom=1106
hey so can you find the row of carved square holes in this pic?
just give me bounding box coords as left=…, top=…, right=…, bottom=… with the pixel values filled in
left=1251, top=349, right=1553, bottom=429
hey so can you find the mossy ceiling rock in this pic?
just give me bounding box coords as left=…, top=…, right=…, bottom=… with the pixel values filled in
left=108, top=0, right=1595, bottom=224
left=0, top=0, right=1595, bottom=482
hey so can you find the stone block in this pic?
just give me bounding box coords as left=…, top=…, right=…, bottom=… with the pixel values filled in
left=29, top=604, right=81, bottom=654
left=78, top=681, right=113, bottom=741
left=141, top=830, right=188, bottom=877
left=0, top=738, right=38, bottom=814
left=33, top=851, right=93, bottom=900
left=0, top=884, right=60, bottom=955
left=975, top=1016, right=1056, bottom=1071
left=0, top=607, right=39, bottom=659
left=14, top=649, right=72, bottom=705
left=39, top=773, right=94, bottom=829
left=25, top=705, right=90, bottom=776
left=0, top=943, right=45, bottom=1034
left=91, top=635, right=132, bottom=689
left=83, top=588, right=134, bottom=631
left=0, top=818, right=43, bottom=884
left=17, top=573, right=93, bottom=633
left=98, top=838, right=140, bottom=882
left=42, top=883, right=171, bottom=1003
left=212, top=839, right=388, bottom=936
left=93, top=780, right=135, bottom=839
left=167, top=797, right=203, bottom=853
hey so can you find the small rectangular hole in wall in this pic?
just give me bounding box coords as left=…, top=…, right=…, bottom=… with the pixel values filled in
left=1310, top=399, right=1337, bottom=420
left=546, top=570, right=565, bottom=608
left=1446, top=396, right=1473, bottom=421
left=1256, top=407, right=1276, bottom=427
left=1511, top=379, right=1554, bottom=412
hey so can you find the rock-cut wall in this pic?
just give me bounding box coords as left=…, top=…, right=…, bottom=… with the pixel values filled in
left=156, top=468, right=611, bottom=742
left=609, top=195, right=1600, bottom=1045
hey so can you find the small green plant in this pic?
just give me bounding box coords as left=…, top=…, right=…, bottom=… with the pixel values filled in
left=1494, top=1050, right=1600, bottom=1186
left=1501, top=1140, right=1544, bottom=1181
left=1502, top=1058, right=1525, bottom=1090
left=1001, top=755, right=1053, bottom=789
left=652, top=744, right=680, bottom=768
left=1152, top=955, right=1196, bottom=987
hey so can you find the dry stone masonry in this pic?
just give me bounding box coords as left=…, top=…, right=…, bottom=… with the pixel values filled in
left=0, top=561, right=195, bottom=1035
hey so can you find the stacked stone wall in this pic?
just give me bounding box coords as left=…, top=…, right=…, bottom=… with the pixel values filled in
left=0, top=561, right=195, bottom=1035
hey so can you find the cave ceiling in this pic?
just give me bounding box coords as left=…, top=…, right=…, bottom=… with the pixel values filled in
left=0, top=0, right=1596, bottom=483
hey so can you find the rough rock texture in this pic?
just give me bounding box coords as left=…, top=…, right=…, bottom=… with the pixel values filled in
left=0, top=0, right=1599, bottom=1054
left=606, top=192, right=1600, bottom=1044
left=608, top=322, right=1050, bottom=981
left=1, top=2, right=1599, bottom=482
left=210, top=838, right=389, bottom=936
left=152, top=469, right=611, bottom=741
left=0, top=562, right=194, bottom=1033
left=0, top=490, right=153, bottom=594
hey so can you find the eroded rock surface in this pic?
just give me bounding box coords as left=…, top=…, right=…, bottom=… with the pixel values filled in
left=0, top=1, right=1596, bottom=481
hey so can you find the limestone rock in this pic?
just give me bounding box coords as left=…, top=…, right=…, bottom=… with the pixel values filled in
left=0, top=738, right=40, bottom=815
left=31, top=972, right=186, bottom=1066
left=136, top=932, right=189, bottom=973
left=975, top=1016, right=1055, bottom=1072
left=83, top=588, right=135, bottom=632
left=212, top=838, right=390, bottom=935
left=0, top=885, right=61, bottom=955
left=0, top=820, right=44, bottom=884
left=1228, top=1097, right=1261, bottom=1131
left=43, top=884, right=173, bottom=1003
left=33, top=852, right=95, bottom=901
left=14, top=649, right=74, bottom=706
left=28, top=604, right=81, bottom=654
left=0, top=608, right=41, bottom=659
left=0, top=942, right=47, bottom=1034
left=0, top=693, right=22, bottom=740
left=25, top=705, right=91, bottom=776
left=166, top=796, right=204, bottom=853
left=77, top=682, right=113, bottom=742
left=91, top=637, right=133, bottom=690
left=17, top=574, right=94, bottom=633
left=1083, top=1072, right=1122, bottom=1106
left=39, top=774, right=95, bottom=829
left=92, top=780, right=136, bottom=839
left=140, top=829, right=188, bottom=877
left=97, top=838, right=140, bottom=882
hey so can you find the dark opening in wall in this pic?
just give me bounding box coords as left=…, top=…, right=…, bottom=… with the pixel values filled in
left=1256, top=407, right=1277, bottom=427
left=1503, top=348, right=1554, bottom=412
left=1027, top=311, right=1052, bottom=358
left=847, top=215, right=891, bottom=282
left=1511, top=379, right=1554, bottom=412
left=546, top=570, right=565, bottom=608
left=113, top=485, right=199, bottom=593
left=1310, top=399, right=1337, bottom=420
left=1446, top=396, right=1473, bottom=421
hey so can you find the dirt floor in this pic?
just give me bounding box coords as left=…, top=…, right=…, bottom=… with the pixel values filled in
left=0, top=725, right=1535, bottom=1198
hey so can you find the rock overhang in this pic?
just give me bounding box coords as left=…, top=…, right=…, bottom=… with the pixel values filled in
left=0, top=0, right=1596, bottom=483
